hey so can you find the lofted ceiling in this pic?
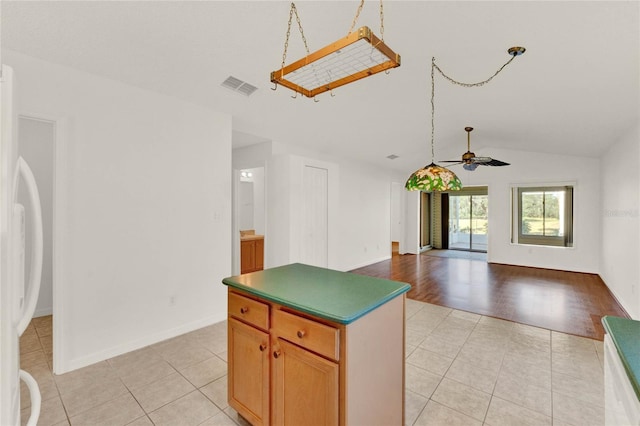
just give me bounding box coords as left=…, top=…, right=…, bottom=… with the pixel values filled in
left=2, top=1, right=638, bottom=174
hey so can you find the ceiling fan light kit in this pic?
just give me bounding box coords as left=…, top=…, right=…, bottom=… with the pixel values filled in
left=405, top=46, right=525, bottom=192
left=440, top=126, right=511, bottom=169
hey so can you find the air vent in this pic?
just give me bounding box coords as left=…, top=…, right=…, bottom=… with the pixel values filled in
left=222, top=76, right=258, bottom=96
left=386, top=154, right=399, bottom=160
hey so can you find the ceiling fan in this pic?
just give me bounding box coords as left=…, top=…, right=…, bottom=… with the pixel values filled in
left=440, top=127, right=510, bottom=171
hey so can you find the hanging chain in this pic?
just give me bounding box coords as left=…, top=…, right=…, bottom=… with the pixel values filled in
left=432, top=54, right=517, bottom=88
left=379, top=0, right=385, bottom=41
left=348, top=0, right=385, bottom=39
left=429, top=52, right=520, bottom=159
left=348, top=0, right=365, bottom=34
left=280, top=3, right=311, bottom=70
left=430, top=58, right=436, bottom=162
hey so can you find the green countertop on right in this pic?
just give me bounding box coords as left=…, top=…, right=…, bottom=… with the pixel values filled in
left=602, top=315, right=640, bottom=400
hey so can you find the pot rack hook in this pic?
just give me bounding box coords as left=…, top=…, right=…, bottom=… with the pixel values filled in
left=271, top=82, right=278, bottom=91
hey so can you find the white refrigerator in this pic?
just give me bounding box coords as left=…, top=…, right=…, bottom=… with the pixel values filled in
left=1, top=65, right=44, bottom=425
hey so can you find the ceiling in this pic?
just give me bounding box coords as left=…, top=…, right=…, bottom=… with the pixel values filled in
left=2, top=1, right=638, bottom=174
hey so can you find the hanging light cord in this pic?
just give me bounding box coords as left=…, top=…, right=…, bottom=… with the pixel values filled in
left=430, top=58, right=436, bottom=163
left=430, top=51, right=521, bottom=161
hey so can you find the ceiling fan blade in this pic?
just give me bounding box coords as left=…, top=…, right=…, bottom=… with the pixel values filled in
left=471, top=156, right=494, bottom=163
left=478, top=158, right=510, bottom=166
left=439, top=160, right=464, bottom=163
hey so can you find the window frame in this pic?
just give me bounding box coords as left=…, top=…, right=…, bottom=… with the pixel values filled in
left=514, top=185, right=574, bottom=247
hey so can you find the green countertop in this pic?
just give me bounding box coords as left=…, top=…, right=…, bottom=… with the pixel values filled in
left=602, top=315, right=640, bottom=400
left=222, top=263, right=411, bottom=324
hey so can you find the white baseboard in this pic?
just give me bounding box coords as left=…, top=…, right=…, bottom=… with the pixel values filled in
left=61, top=312, right=227, bottom=374
left=34, top=307, right=53, bottom=317
left=343, top=255, right=392, bottom=272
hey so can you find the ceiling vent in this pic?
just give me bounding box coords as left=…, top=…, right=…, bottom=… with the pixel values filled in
left=222, top=76, right=258, bottom=96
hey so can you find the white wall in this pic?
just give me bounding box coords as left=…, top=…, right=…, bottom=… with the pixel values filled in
left=444, top=147, right=601, bottom=273
left=334, top=159, right=392, bottom=270
left=265, top=154, right=291, bottom=268
left=402, top=190, right=421, bottom=255
left=238, top=181, right=254, bottom=230
left=17, top=117, right=54, bottom=317
left=249, top=167, right=265, bottom=236
left=6, top=50, right=232, bottom=373
left=390, top=182, right=402, bottom=243
left=600, top=123, right=640, bottom=319
left=236, top=141, right=396, bottom=272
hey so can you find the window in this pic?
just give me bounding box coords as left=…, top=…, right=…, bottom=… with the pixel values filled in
left=515, top=186, right=573, bottom=247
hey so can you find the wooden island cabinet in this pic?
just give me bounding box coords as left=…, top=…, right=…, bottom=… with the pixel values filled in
left=223, top=263, right=410, bottom=426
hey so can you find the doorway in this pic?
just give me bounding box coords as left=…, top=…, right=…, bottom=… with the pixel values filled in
left=420, top=191, right=431, bottom=249
left=17, top=115, right=56, bottom=372
left=18, top=117, right=54, bottom=318
left=234, top=167, right=266, bottom=275
left=447, top=187, right=488, bottom=252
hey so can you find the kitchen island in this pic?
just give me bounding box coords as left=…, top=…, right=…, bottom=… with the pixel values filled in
left=222, top=263, right=411, bottom=426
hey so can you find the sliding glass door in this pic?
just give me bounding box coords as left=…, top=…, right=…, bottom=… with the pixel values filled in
left=448, top=191, right=488, bottom=252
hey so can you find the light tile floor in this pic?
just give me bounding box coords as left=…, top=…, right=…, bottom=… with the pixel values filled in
left=20, top=299, right=605, bottom=425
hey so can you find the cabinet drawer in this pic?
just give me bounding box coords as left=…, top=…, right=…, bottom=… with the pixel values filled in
left=273, top=309, right=339, bottom=361
left=229, top=292, right=269, bottom=331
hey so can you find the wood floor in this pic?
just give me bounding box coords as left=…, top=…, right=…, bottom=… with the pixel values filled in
left=351, top=252, right=628, bottom=340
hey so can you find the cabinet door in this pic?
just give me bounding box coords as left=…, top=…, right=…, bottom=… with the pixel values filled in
left=272, top=339, right=338, bottom=426
left=229, top=318, right=270, bottom=425
left=240, top=240, right=255, bottom=274
left=255, top=238, right=264, bottom=271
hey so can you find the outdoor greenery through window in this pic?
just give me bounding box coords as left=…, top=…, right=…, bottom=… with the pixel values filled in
left=449, top=187, right=488, bottom=252
left=516, top=186, right=573, bottom=247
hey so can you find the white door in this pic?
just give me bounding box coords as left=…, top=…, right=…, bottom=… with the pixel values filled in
left=301, top=166, right=328, bottom=267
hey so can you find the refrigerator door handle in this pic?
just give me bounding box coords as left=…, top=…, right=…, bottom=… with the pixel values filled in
left=19, top=369, right=41, bottom=426
left=13, top=157, right=43, bottom=336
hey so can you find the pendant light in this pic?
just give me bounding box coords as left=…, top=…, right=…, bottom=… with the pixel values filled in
left=405, top=58, right=462, bottom=192
left=405, top=47, right=525, bottom=192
